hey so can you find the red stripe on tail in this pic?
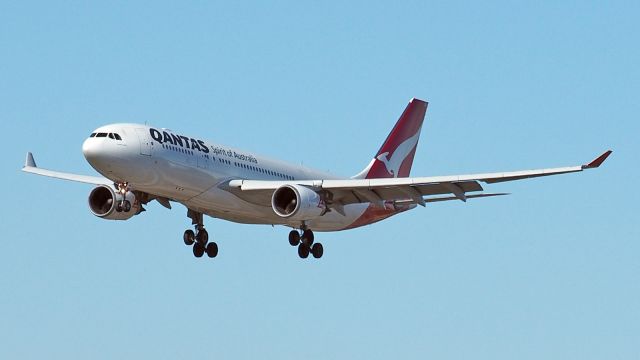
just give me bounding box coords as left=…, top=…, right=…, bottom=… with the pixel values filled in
left=364, top=98, right=428, bottom=179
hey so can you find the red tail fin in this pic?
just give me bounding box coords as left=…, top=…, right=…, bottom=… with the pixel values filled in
left=353, top=98, right=428, bottom=179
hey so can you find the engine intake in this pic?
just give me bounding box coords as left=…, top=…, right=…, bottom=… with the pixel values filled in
left=88, top=185, right=140, bottom=220
left=271, top=184, right=325, bottom=221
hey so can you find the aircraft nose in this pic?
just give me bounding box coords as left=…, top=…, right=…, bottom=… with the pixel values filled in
left=82, top=137, right=110, bottom=170
left=82, top=138, right=99, bottom=162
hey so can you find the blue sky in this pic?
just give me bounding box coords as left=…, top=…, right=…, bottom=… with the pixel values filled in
left=1, top=1, right=638, bottom=359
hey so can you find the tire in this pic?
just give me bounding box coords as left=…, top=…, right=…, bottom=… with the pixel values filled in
left=123, top=200, right=131, bottom=212
left=116, top=203, right=123, bottom=212
left=301, top=229, right=314, bottom=245
left=196, top=229, right=208, bottom=245
left=183, top=230, right=195, bottom=245
left=193, top=243, right=205, bottom=258
left=311, top=243, right=323, bottom=259
left=298, top=243, right=310, bottom=259
left=206, top=242, right=218, bottom=258
left=288, top=230, right=300, bottom=246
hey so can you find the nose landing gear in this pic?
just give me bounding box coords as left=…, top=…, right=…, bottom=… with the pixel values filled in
left=184, top=210, right=218, bottom=259
left=289, top=228, right=323, bottom=259
left=115, top=201, right=132, bottom=213
left=114, top=182, right=133, bottom=213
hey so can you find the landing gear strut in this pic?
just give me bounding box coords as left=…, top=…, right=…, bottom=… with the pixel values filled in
left=289, top=227, right=323, bottom=259
left=183, top=209, right=218, bottom=258
left=114, top=182, right=132, bottom=213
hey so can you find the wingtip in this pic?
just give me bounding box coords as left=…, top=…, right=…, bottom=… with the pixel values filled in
left=25, top=152, right=36, bottom=168
left=583, top=150, right=612, bottom=169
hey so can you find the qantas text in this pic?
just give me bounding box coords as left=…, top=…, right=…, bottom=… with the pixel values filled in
left=149, top=128, right=258, bottom=164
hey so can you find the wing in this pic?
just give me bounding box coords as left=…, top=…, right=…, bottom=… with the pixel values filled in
left=22, top=152, right=111, bottom=185
left=224, top=150, right=612, bottom=209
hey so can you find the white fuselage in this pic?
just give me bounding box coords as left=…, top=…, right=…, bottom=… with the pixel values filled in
left=81, top=123, right=382, bottom=231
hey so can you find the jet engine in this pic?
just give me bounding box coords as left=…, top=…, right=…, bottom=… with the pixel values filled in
left=88, top=184, right=141, bottom=220
left=271, top=184, right=326, bottom=221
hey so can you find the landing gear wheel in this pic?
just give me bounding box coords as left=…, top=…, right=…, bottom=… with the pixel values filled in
left=311, top=243, right=324, bottom=258
left=116, top=203, right=123, bottom=212
left=196, top=229, right=209, bottom=245
left=193, top=243, right=205, bottom=258
left=298, top=243, right=310, bottom=259
left=183, top=230, right=195, bottom=246
left=186, top=210, right=217, bottom=259
left=206, top=242, right=218, bottom=258
left=288, top=230, right=300, bottom=246
left=123, top=200, right=131, bottom=212
left=301, top=229, right=314, bottom=245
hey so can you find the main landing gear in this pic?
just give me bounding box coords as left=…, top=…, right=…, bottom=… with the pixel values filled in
left=183, top=210, right=218, bottom=259
left=288, top=228, right=323, bottom=259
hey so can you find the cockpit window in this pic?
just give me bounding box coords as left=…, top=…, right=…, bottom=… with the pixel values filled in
left=114, top=133, right=122, bottom=140
left=96, top=133, right=107, bottom=137
left=108, top=133, right=115, bottom=139
left=90, top=133, right=96, bottom=137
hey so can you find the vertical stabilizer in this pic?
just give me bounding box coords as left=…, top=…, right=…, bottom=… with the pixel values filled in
left=353, top=98, right=428, bottom=179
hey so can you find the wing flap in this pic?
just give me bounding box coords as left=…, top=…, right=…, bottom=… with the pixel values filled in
left=395, top=192, right=510, bottom=205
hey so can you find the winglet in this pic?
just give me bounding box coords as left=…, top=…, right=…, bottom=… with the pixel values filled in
left=582, top=150, right=612, bottom=169
left=25, top=152, right=37, bottom=168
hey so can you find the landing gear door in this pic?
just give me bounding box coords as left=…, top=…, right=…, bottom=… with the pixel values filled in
left=135, top=128, right=152, bottom=156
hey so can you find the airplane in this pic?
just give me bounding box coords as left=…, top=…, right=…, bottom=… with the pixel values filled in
left=22, top=98, right=611, bottom=260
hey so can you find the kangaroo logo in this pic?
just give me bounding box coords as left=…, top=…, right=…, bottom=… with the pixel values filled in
left=375, top=130, right=421, bottom=178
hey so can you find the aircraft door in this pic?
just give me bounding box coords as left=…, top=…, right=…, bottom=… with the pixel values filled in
left=135, top=128, right=152, bottom=156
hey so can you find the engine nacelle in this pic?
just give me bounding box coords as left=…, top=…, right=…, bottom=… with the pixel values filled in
left=88, top=185, right=141, bottom=220
left=271, top=184, right=326, bottom=221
